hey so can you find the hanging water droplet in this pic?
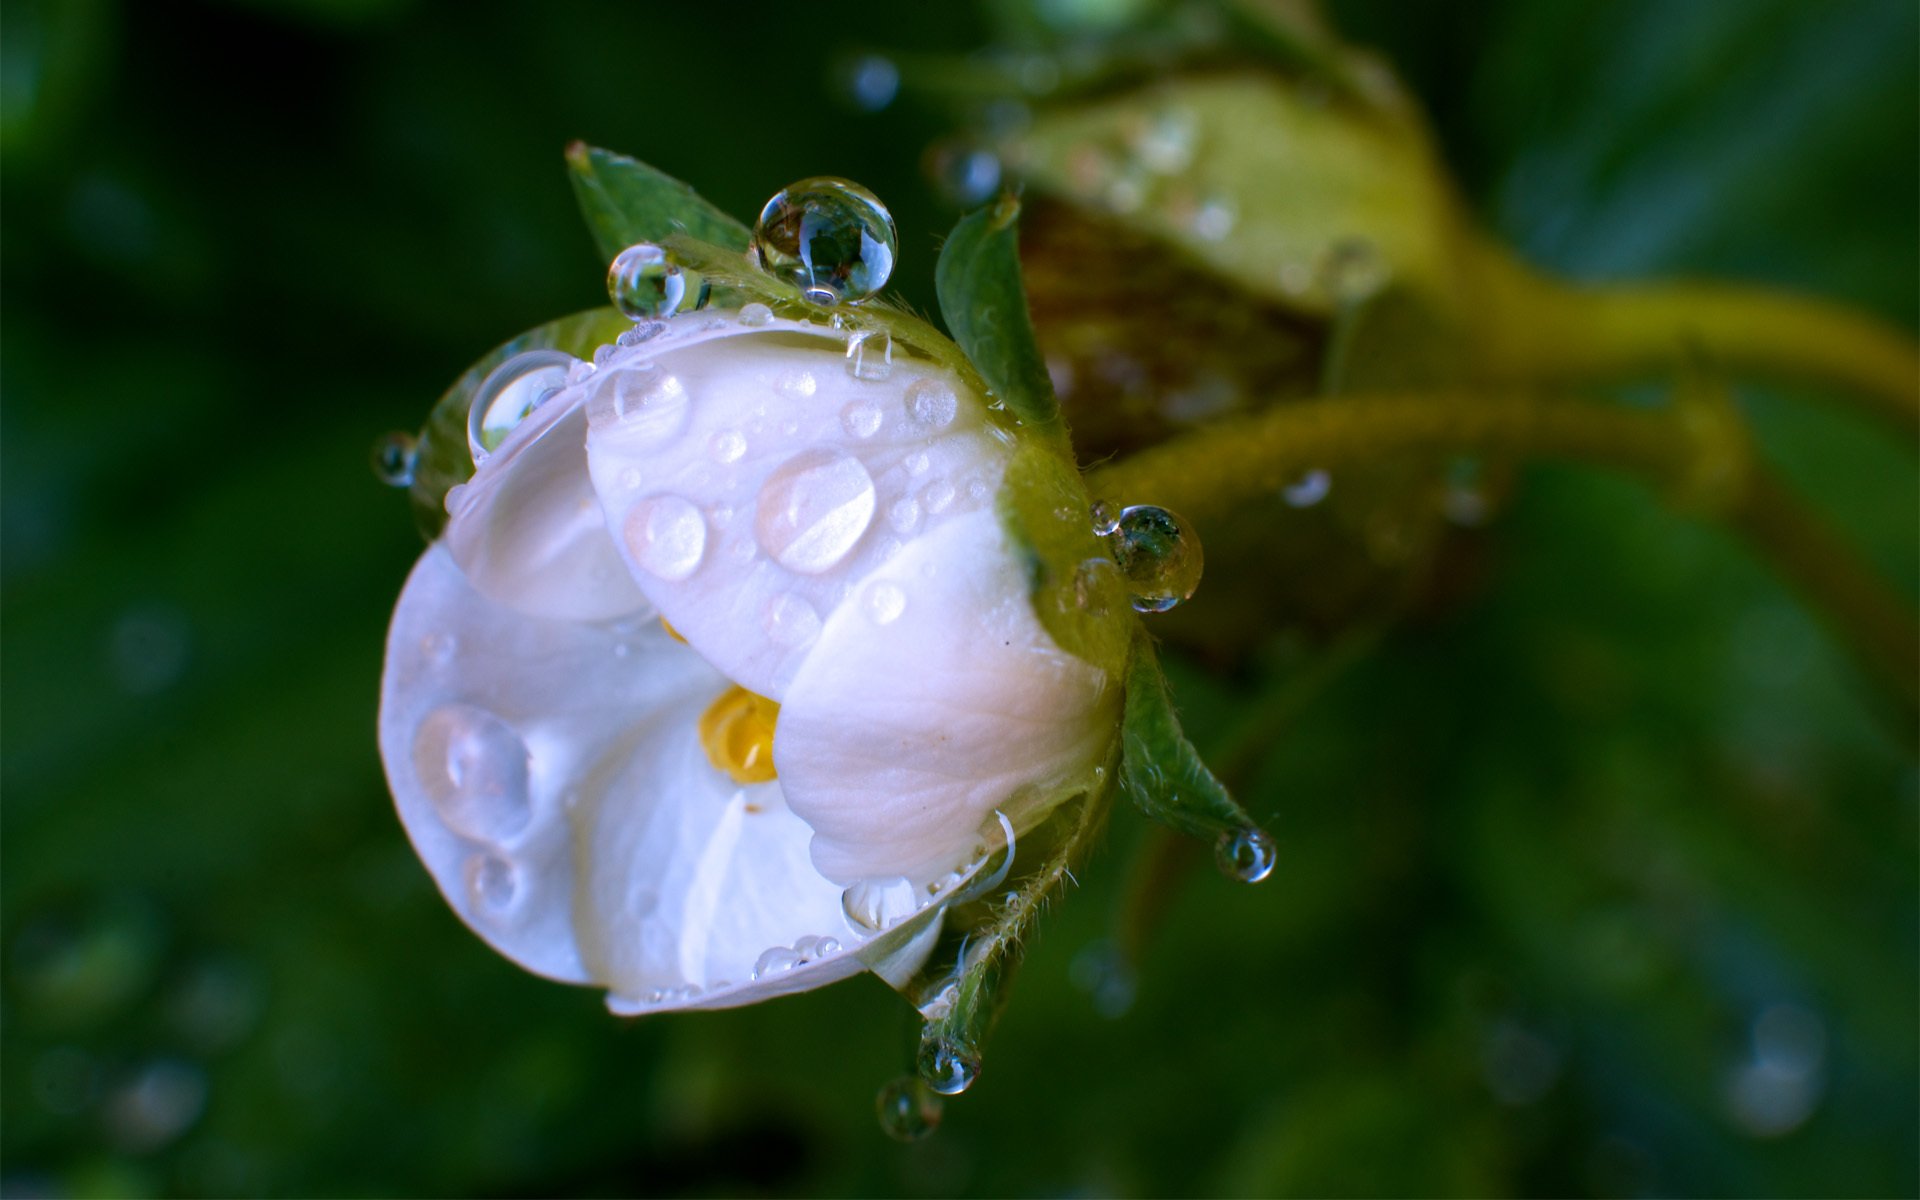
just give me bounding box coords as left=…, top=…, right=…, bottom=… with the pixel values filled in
left=755, top=448, right=877, bottom=574
left=876, top=1075, right=942, bottom=1142
left=607, top=242, right=709, bottom=321
left=1320, top=238, right=1390, bottom=305
left=370, top=432, right=418, bottom=487
left=468, top=350, right=575, bottom=463
left=1096, top=504, right=1203, bottom=613
left=846, top=328, right=893, bottom=381
left=752, top=945, right=803, bottom=980
left=623, top=494, right=707, bottom=581
left=841, top=399, right=883, bottom=439
left=1214, top=826, right=1276, bottom=884
left=413, top=704, right=532, bottom=845
left=753, top=177, right=898, bottom=305
left=842, top=876, right=919, bottom=932
left=1282, top=469, right=1331, bottom=508
left=905, top=377, right=959, bottom=429
left=916, top=1037, right=981, bottom=1096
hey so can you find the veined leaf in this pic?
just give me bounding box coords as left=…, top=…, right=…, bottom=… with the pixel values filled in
left=936, top=196, right=1067, bottom=444
left=1117, top=627, right=1261, bottom=844
left=565, top=142, right=752, bottom=264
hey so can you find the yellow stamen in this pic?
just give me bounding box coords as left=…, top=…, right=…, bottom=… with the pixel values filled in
left=698, top=685, right=781, bottom=785
left=660, top=617, right=687, bottom=644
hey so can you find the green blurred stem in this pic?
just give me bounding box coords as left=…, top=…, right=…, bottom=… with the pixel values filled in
left=1490, top=275, right=1920, bottom=443
left=1086, top=392, right=1918, bottom=718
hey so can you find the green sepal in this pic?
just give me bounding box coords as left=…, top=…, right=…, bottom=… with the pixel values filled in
left=565, top=141, right=753, bottom=264
left=406, top=307, right=632, bottom=539
left=935, top=196, right=1069, bottom=450
left=1117, top=626, right=1259, bottom=843
left=994, top=443, right=1132, bottom=677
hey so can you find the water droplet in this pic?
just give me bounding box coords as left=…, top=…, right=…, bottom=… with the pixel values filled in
left=887, top=496, right=921, bottom=534
left=1098, top=504, right=1203, bottom=613
left=370, top=432, right=417, bottom=487
left=735, top=302, right=772, bottom=328
left=841, top=399, right=883, bottom=439
left=876, top=1075, right=942, bottom=1141
left=905, top=377, right=959, bottom=428
left=586, top=365, right=691, bottom=444
left=466, top=853, right=520, bottom=914
left=846, top=328, right=893, bottom=381
left=906, top=451, right=930, bottom=475
left=1321, top=238, right=1389, bottom=305
left=844, top=54, right=899, bottom=111
left=755, top=448, right=877, bottom=573
left=763, top=592, right=822, bottom=647
left=617, top=321, right=666, bottom=346
left=1282, top=469, right=1331, bottom=507
left=413, top=705, right=532, bottom=844
left=774, top=368, right=817, bottom=401
left=566, top=359, right=597, bottom=385
left=753, top=177, right=898, bottom=305
left=842, top=876, right=919, bottom=932
left=1070, top=557, right=1122, bottom=618
left=1214, top=826, right=1276, bottom=884
left=708, top=429, right=747, bottom=464
left=623, top=494, right=707, bottom=581
left=421, top=632, right=457, bottom=668
left=468, top=350, right=575, bottom=462
left=922, top=479, right=956, bottom=514
left=752, top=945, right=803, bottom=979
left=864, top=581, right=906, bottom=625
left=607, top=242, right=708, bottom=321
left=917, top=1038, right=981, bottom=1095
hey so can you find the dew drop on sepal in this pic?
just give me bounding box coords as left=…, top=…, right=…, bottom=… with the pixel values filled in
left=752, top=177, right=898, bottom=305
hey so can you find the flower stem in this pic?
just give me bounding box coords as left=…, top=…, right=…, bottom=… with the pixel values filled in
left=1087, top=391, right=1918, bottom=719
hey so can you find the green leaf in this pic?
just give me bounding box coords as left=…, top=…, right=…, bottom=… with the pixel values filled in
left=995, top=443, right=1133, bottom=676
left=564, top=141, right=752, bottom=264
left=1117, top=627, right=1261, bottom=844
left=406, top=307, right=632, bottom=539
left=935, top=196, right=1067, bottom=443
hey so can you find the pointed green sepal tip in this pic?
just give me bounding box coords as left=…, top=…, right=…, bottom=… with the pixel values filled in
left=1117, top=629, right=1275, bottom=882
left=935, top=195, right=1067, bottom=445
left=565, top=142, right=753, bottom=264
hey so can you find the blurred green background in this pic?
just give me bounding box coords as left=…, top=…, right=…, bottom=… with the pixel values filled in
left=3, top=0, right=1914, bottom=1195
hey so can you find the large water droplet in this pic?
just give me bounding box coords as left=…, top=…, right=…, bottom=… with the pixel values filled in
left=623, top=494, right=707, bottom=581
left=1215, top=826, right=1276, bottom=884
left=370, top=432, right=418, bottom=487
left=607, top=242, right=708, bottom=321
left=845, top=328, right=893, bottom=381
left=753, top=177, right=897, bottom=305
left=905, top=377, right=959, bottom=429
left=468, top=350, right=574, bottom=463
left=876, top=1075, right=942, bottom=1141
left=916, top=1037, right=981, bottom=1096
left=842, top=876, right=919, bottom=932
left=755, top=448, right=877, bottom=573
left=413, top=704, right=532, bottom=844
left=1097, top=504, right=1203, bottom=613
left=586, top=364, right=691, bottom=444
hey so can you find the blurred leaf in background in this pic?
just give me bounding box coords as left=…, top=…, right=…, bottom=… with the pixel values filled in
left=2, top=0, right=1913, bottom=1196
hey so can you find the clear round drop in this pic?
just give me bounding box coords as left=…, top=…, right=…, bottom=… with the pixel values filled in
left=623, top=494, right=707, bottom=581
left=467, top=350, right=575, bottom=463
left=841, top=876, right=919, bottom=932
left=752, top=177, right=898, bottom=305
left=1215, top=826, right=1277, bottom=884
left=370, top=432, right=418, bottom=487
left=876, top=1075, right=942, bottom=1141
left=905, top=377, right=959, bottom=429
left=413, top=704, right=533, bottom=845
left=917, top=1037, right=981, bottom=1096
left=755, top=448, right=877, bottom=574
left=1096, top=504, right=1204, bottom=613
left=607, top=242, right=708, bottom=321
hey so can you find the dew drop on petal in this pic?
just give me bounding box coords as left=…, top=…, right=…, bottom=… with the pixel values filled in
left=1098, top=504, right=1203, bottom=613
left=753, top=177, right=898, bottom=306
left=887, top=496, right=921, bottom=535
left=755, top=449, right=876, bottom=574
left=917, top=1037, right=981, bottom=1096
left=845, top=328, right=893, bottom=381
left=1214, top=826, right=1276, bottom=884
left=1282, top=469, right=1331, bottom=507
left=607, top=243, right=708, bottom=321
left=864, top=580, right=906, bottom=625
left=370, top=432, right=418, bottom=487
left=586, top=365, right=691, bottom=444
left=413, top=705, right=532, bottom=845
left=774, top=368, right=817, bottom=401
left=876, top=1075, right=942, bottom=1142
left=905, top=377, right=959, bottom=428
left=468, top=350, right=575, bottom=463
left=708, top=429, right=747, bottom=464
left=763, top=592, right=822, bottom=648
left=465, top=853, right=521, bottom=916
left=623, top=494, right=707, bottom=581
left=841, top=876, right=919, bottom=932
left=752, top=945, right=803, bottom=980
left=922, top=479, right=956, bottom=515
left=738, top=302, right=774, bottom=327
left=841, top=399, right=883, bottom=439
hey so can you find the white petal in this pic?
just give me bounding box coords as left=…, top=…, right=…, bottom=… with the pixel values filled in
left=379, top=544, right=898, bottom=1010
left=775, top=508, right=1117, bottom=886
left=445, top=390, right=651, bottom=622
left=581, top=318, right=1007, bottom=699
